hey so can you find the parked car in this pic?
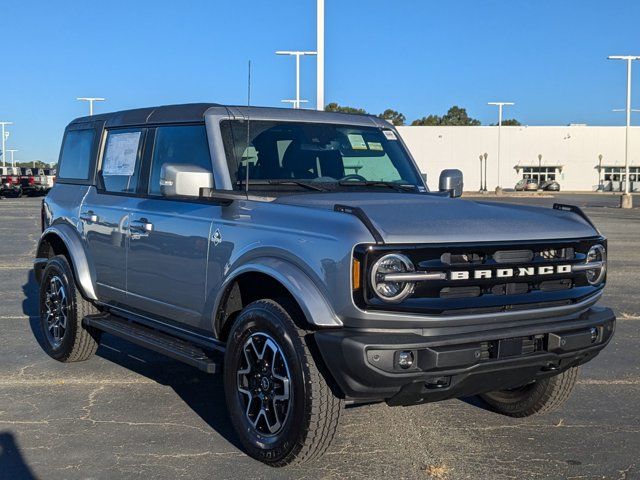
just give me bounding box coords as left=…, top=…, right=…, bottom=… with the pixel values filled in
left=0, top=166, right=22, bottom=197
left=19, top=167, right=54, bottom=196
left=34, top=104, right=615, bottom=467
left=524, top=178, right=539, bottom=191
left=541, top=180, right=561, bottom=191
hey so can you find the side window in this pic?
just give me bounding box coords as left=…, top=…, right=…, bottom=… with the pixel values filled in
left=58, top=129, right=95, bottom=180
left=148, top=125, right=212, bottom=197
left=100, top=129, right=144, bottom=194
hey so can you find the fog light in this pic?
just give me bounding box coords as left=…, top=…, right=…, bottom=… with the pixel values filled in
left=397, top=350, right=414, bottom=369
left=590, top=327, right=599, bottom=343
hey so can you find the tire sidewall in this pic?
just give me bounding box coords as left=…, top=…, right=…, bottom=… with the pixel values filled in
left=224, top=301, right=310, bottom=464
left=39, top=256, right=80, bottom=360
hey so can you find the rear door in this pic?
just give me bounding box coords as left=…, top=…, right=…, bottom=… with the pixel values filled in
left=81, top=127, right=147, bottom=305
left=126, top=124, right=220, bottom=329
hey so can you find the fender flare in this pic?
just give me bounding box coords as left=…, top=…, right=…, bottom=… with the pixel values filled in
left=212, top=257, right=342, bottom=329
left=36, top=224, right=98, bottom=301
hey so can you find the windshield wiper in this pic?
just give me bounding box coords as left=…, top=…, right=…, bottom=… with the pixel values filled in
left=237, top=179, right=328, bottom=192
left=337, top=180, right=417, bottom=192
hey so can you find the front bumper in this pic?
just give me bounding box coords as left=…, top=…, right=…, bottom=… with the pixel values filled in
left=315, top=306, right=615, bottom=406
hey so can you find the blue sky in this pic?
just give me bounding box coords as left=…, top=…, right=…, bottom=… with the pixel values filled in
left=2, top=0, right=639, bottom=163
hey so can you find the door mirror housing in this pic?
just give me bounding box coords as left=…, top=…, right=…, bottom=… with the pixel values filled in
left=439, top=169, right=464, bottom=198
left=159, top=164, right=213, bottom=197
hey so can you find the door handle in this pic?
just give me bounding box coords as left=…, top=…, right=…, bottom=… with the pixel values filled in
left=80, top=211, right=98, bottom=223
left=130, top=218, right=153, bottom=233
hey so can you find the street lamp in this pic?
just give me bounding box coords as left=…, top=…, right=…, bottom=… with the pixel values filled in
left=0, top=121, right=12, bottom=167
left=537, top=154, right=543, bottom=187
left=488, top=102, right=515, bottom=192
left=276, top=51, right=317, bottom=109
left=479, top=154, right=483, bottom=192
left=6, top=149, right=18, bottom=167
left=76, top=97, right=106, bottom=116
left=483, top=152, right=488, bottom=191
left=598, top=154, right=603, bottom=191
left=608, top=55, right=640, bottom=208
left=317, top=0, right=324, bottom=111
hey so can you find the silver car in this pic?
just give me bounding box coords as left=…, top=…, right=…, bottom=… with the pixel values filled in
left=34, top=104, right=615, bottom=466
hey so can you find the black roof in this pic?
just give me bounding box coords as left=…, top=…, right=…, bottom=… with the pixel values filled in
left=70, top=103, right=389, bottom=129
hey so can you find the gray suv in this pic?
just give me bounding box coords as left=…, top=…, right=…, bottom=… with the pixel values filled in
left=34, top=103, right=615, bottom=466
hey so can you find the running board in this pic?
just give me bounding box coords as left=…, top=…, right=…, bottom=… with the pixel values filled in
left=83, top=314, right=220, bottom=374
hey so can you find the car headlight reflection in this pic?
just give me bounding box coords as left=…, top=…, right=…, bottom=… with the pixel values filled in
left=370, top=253, right=415, bottom=302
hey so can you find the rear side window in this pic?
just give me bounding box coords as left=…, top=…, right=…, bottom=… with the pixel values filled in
left=100, top=129, right=144, bottom=194
left=148, top=125, right=212, bottom=197
left=58, top=129, right=95, bottom=180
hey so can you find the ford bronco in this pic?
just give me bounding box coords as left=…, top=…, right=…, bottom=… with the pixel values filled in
left=34, top=103, right=615, bottom=466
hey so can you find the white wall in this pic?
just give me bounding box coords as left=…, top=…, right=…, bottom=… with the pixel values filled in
left=397, top=125, right=640, bottom=191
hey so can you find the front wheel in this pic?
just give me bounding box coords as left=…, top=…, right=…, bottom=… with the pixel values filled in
left=224, top=299, right=342, bottom=467
left=479, top=367, right=580, bottom=417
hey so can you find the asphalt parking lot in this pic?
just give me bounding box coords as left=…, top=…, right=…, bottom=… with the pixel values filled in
left=0, top=194, right=638, bottom=480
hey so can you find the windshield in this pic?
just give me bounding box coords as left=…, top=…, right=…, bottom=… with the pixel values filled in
left=220, top=120, right=423, bottom=191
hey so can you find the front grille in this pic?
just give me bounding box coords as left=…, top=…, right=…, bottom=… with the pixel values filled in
left=355, top=237, right=604, bottom=315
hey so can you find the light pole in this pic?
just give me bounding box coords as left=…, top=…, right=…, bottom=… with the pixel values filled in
left=0, top=121, right=12, bottom=167
left=281, top=99, right=309, bottom=108
left=608, top=55, right=639, bottom=208
left=483, top=152, right=488, bottom=191
left=537, top=154, right=543, bottom=189
left=488, top=102, right=514, bottom=192
left=598, top=154, right=603, bottom=191
left=479, top=154, right=483, bottom=191
left=317, top=0, right=324, bottom=111
left=76, top=97, right=106, bottom=116
left=276, top=51, right=317, bottom=109
left=6, top=149, right=18, bottom=167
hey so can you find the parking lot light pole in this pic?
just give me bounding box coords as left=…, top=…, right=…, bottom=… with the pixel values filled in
left=276, top=51, right=317, bottom=109
left=317, top=0, right=324, bottom=111
left=538, top=154, right=543, bottom=186
left=483, top=152, right=488, bottom=191
left=6, top=149, right=18, bottom=167
left=0, top=121, right=13, bottom=167
left=608, top=55, right=640, bottom=208
left=76, top=97, right=105, bottom=116
left=488, top=102, right=514, bottom=192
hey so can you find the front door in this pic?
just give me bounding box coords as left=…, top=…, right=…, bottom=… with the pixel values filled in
left=125, top=125, right=219, bottom=330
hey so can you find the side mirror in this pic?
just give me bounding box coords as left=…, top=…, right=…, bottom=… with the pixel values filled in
left=160, top=163, right=213, bottom=197
left=439, top=169, right=463, bottom=198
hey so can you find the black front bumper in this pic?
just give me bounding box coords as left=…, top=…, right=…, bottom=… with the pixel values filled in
left=315, top=306, right=615, bottom=406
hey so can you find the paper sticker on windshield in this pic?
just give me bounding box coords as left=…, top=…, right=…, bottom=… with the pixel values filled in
left=102, top=132, right=141, bottom=176
left=383, top=130, right=397, bottom=140
left=368, top=141, right=383, bottom=151
left=347, top=134, right=368, bottom=150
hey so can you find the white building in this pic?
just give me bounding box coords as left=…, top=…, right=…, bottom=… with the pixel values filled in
left=397, top=125, right=640, bottom=192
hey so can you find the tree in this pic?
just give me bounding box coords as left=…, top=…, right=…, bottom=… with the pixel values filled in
left=378, top=109, right=406, bottom=126
left=325, top=103, right=368, bottom=115
left=411, top=115, right=441, bottom=126
left=440, top=106, right=481, bottom=126
left=493, top=118, right=521, bottom=126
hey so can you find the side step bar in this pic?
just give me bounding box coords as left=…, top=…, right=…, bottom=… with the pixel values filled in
left=83, top=314, right=220, bottom=374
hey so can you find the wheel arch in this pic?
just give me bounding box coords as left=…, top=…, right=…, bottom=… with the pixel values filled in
left=212, top=258, right=342, bottom=341
left=35, top=225, right=98, bottom=301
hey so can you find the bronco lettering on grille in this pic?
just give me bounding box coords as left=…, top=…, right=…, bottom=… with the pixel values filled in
left=450, top=265, right=572, bottom=280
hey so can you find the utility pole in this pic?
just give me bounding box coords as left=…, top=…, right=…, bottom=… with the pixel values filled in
left=0, top=121, right=12, bottom=167
left=276, top=51, right=317, bottom=109
left=316, top=0, right=324, bottom=111
left=76, top=97, right=106, bottom=116
left=608, top=55, right=639, bottom=208
left=6, top=149, right=18, bottom=167
left=488, top=102, right=514, bottom=192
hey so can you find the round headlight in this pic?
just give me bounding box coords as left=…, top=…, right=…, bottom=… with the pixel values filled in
left=370, top=253, right=415, bottom=302
left=585, top=244, right=606, bottom=285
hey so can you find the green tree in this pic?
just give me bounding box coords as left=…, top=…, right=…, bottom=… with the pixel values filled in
left=411, top=115, right=441, bottom=126
left=440, top=106, right=481, bottom=126
left=493, top=118, right=521, bottom=126
left=325, top=102, right=368, bottom=115
left=378, top=109, right=406, bottom=126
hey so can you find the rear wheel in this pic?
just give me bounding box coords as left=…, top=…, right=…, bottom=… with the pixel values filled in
left=38, top=255, right=101, bottom=362
left=480, top=367, right=580, bottom=417
left=224, top=299, right=342, bottom=467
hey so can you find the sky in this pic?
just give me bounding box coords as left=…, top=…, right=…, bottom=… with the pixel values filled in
left=1, top=0, right=640, bottom=164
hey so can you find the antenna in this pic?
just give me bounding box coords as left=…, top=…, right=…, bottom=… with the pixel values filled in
left=245, top=60, right=251, bottom=196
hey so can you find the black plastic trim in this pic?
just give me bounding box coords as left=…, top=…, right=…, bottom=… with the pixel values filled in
left=553, top=203, right=600, bottom=234
left=334, top=204, right=384, bottom=244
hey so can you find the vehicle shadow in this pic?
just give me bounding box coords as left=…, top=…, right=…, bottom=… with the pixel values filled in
left=0, top=432, right=39, bottom=480
left=21, top=269, right=242, bottom=452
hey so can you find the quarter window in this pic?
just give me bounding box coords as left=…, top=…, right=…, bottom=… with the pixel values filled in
left=148, top=125, right=212, bottom=197
left=100, top=129, right=144, bottom=194
left=58, top=129, right=95, bottom=180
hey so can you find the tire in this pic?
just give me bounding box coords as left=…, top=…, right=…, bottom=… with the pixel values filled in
left=224, top=299, right=342, bottom=467
left=38, top=255, right=101, bottom=362
left=479, top=367, right=580, bottom=417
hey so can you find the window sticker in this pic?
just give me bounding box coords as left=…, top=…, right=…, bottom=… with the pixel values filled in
left=347, top=133, right=368, bottom=150
left=102, top=131, right=141, bottom=176
left=383, top=130, right=397, bottom=141
left=368, top=141, right=384, bottom=151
